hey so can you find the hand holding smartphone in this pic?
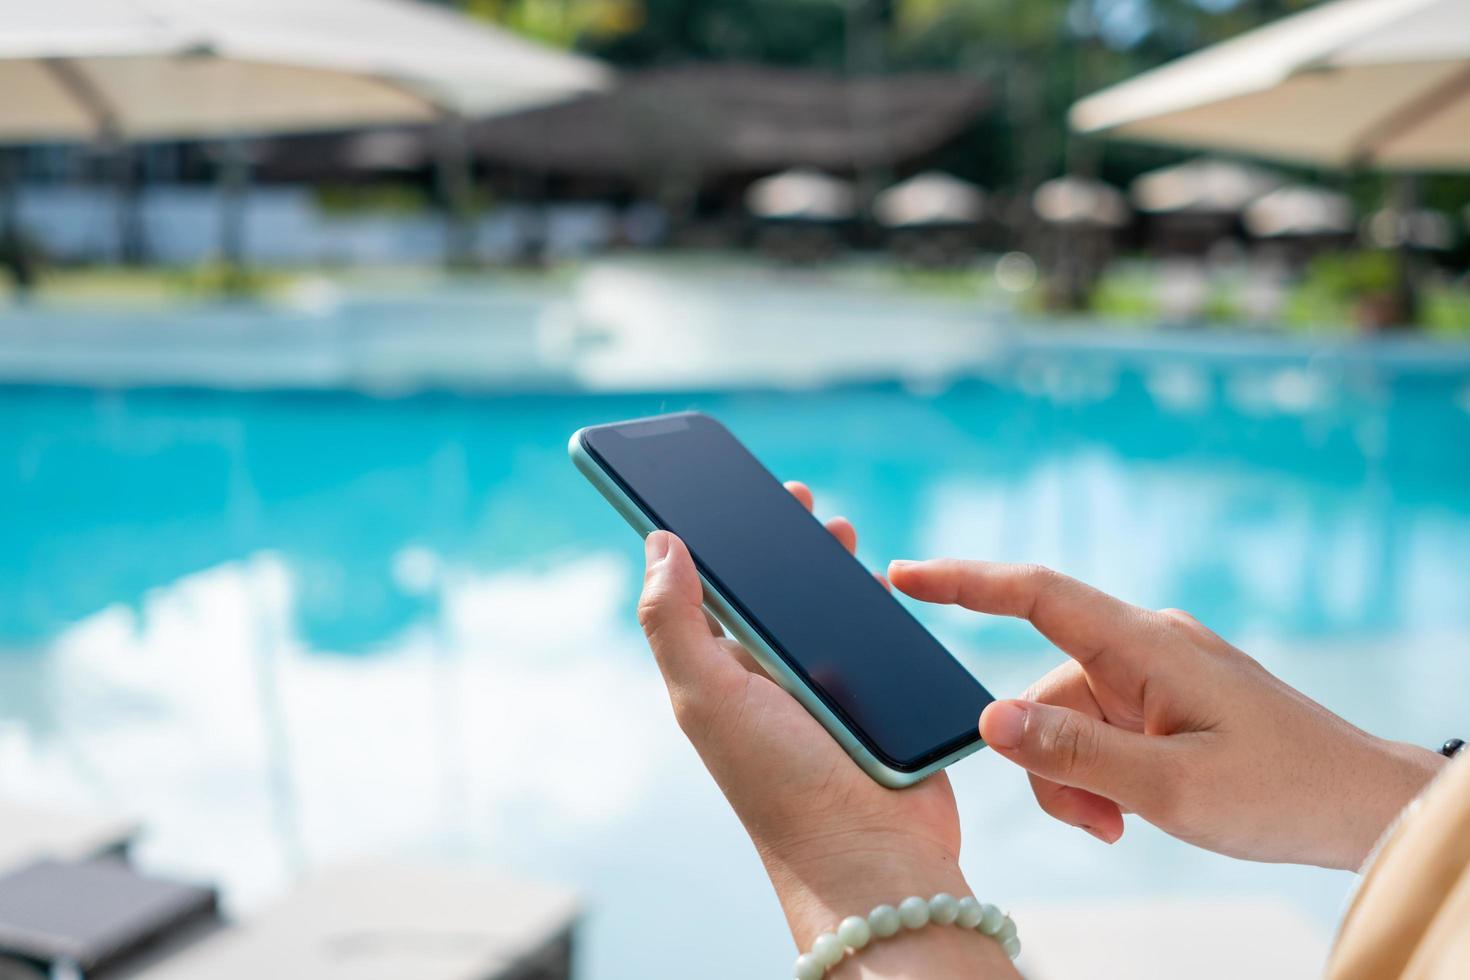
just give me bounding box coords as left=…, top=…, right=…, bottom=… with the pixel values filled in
left=571, top=411, right=993, bottom=787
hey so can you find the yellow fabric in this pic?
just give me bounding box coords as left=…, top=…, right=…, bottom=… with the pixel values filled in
left=1328, top=755, right=1470, bottom=979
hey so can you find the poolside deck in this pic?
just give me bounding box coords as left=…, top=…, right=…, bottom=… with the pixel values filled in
left=119, top=863, right=578, bottom=980
left=4, top=258, right=1467, bottom=395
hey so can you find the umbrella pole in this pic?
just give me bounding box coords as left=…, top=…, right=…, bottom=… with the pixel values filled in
left=114, top=143, right=148, bottom=266
left=1390, top=173, right=1420, bottom=328
left=843, top=0, right=892, bottom=248
left=0, top=149, right=35, bottom=302
left=435, top=114, right=477, bottom=270
left=218, top=138, right=252, bottom=293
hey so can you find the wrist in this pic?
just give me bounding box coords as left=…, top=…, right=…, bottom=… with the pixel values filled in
left=1337, top=736, right=1447, bottom=870
left=758, top=833, right=969, bottom=950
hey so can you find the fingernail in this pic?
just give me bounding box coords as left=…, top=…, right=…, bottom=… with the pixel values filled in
left=888, top=559, right=915, bottom=569
left=645, top=532, right=669, bottom=564
left=1083, top=825, right=1115, bottom=844
left=982, top=700, right=1027, bottom=749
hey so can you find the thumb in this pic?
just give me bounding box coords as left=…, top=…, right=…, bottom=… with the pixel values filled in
left=638, top=531, right=745, bottom=711
left=981, top=699, right=1178, bottom=815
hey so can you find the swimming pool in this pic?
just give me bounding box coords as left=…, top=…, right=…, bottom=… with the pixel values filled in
left=4, top=352, right=1470, bottom=977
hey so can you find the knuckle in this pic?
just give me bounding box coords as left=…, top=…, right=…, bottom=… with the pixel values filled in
left=636, top=588, right=673, bottom=638
left=668, top=688, right=701, bottom=729
left=1042, top=712, right=1099, bottom=779
left=1019, top=564, right=1064, bottom=617
left=1021, top=563, right=1059, bottom=587
left=1158, top=607, right=1209, bottom=639
left=667, top=675, right=713, bottom=729
left=1157, top=607, right=1237, bottom=658
left=672, top=673, right=744, bottom=740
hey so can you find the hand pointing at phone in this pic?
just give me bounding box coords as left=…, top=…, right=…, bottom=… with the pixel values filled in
left=888, top=558, right=1446, bottom=870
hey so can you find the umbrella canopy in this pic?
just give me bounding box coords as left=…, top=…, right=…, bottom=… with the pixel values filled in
left=1070, top=0, right=1470, bottom=171
left=1130, top=158, right=1283, bottom=215
left=746, top=169, right=856, bottom=222
left=1033, top=176, right=1130, bottom=228
left=0, top=0, right=609, bottom=143
left=873, top=171, right=985, bottom=228
left=1363, top=207, right=1455, bottom=249
left=1244, top=184, right=1355, bottom=238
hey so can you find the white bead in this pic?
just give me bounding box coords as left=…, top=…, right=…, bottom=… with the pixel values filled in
left=837, top=915, right=871, bottom=950
left=928, top=893, right=959, bottom=925
left=868, top=903, right=901, bottom=938
left=1002, top=935, right=1021, bottom=960
left=995, top=916, right=1017, bottom=944
left=977, top=903, right=1005, bottom=936
left=898, top=895, right=930, bottom=930
left=793, top=952, right=825, bottom=980
left=810, top=932, right=844, bottom=968
left=955, top=896, right=984, bottom=929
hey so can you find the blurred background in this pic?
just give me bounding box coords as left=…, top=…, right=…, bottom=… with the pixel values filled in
left=2, top=0, right=1469, bottom=978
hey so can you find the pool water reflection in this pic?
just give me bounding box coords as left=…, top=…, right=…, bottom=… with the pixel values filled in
left=3, top=360, right=1470, bottom=978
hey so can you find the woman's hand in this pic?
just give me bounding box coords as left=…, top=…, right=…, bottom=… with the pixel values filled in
left=636, top=485, right=1015, bottom=976
left=888, top=559, right=1447, bottom=870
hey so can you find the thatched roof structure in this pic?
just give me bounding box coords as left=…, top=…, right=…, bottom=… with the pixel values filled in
left=256, top=63, right=989, bottom=185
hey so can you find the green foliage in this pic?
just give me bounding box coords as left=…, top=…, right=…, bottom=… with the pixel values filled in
left=1423, top=286, right=1470, bottom=336
left=1277, top=252, right=1397, bottom=330
left=1280, top=279, right=1352, bottom=332
left=1302, top=250, right=1399, bottom=302
left=15, top=264, right=295, bottom=304
left=1086, top=252, right=1470, bottom=334
left=313, top=184, right=434, bottom=216
left=1088, top=264, right=1157, bottom=321
left=1201, top=284, right=1240, bottom=324
left=163, top=263, right=290, bottom=299
left=578, top=0, right=852, bottom=68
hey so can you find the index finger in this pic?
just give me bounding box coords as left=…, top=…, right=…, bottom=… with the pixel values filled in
left=888, top=559, right=1159, bottom=681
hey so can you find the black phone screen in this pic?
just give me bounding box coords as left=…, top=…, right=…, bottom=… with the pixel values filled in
left=581, top=412, right=992, bottom=772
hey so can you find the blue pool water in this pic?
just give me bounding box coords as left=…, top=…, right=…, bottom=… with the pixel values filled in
left=4, top=355, right=1470, bottom=977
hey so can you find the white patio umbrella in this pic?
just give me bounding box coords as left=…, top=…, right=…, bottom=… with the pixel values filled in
left=1070, top=0, right=1470, bottom=171
left=1130, top=158, right=1283, bottom=215
left=0, top=0, right=609, bottom=266
left=746, top=169, right=857, bottom=222
left=1244, top=184, right=1355, bottom=238
left=873, top=171, right=984, bottom=228
left=1032, top=176, right=1129, bottom=229
left=1363, top=207, right=1455, bottom=250
left=0, top=0, right=609, bottom=142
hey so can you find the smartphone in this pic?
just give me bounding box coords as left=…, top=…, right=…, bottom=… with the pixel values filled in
left=570, top=411, right=993, bottom=787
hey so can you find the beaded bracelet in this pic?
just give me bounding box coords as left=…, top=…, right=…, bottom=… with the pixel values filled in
left=793, top=893, right=1020, bottom=979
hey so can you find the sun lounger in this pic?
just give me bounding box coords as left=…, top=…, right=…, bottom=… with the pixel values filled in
left=122, top=862, right=579, bottom=980
left=0, top=859, right=220, bottom=979
left=1011, top=896, right=1329, bottom=980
